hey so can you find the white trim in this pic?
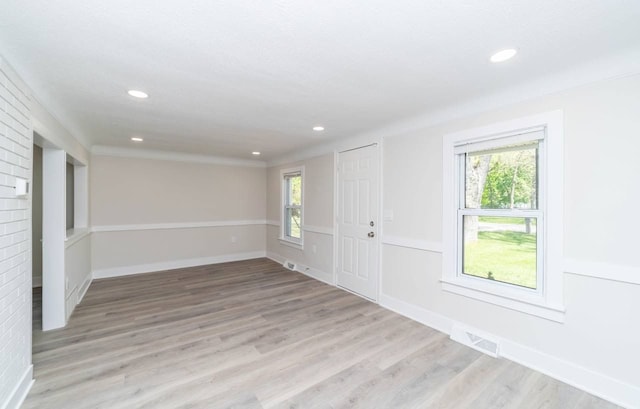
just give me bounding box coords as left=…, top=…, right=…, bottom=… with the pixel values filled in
left=77, top=272, right=92, bottom=304
left=280, top=166, right=305, bottom=248
left=277, top=238, right=303, bottom=250
left=72, top=162, right=88, bottom=229
left=295, top=262, right=334, bottom=286
left=266, top=252, right=335, bottom=286
left=381, top=235, right=443, bottom=253
left=92, top=251, right=266, bottom=279
left=266, top=220, right=280, bottom=227
left=442, top=110, right=564, bottom=321
left=42, top=147, right=67, bottom=331
left=91, top=145, right=267, bottom=168
left=2, top=365, right=34, bottom=409
left=378, top=293, right=639, bottom=409
left=453, top=129, right=544, bottom=154
left=332, top=150, right=339, bottom=289
left=303, top=225, right=334, bottom=235
left=440, top=279, right=565, bottom=323
left=65, top=286, right=78, bottom=321
left=91, top=220, right=267, bottom=233
left=65, top=228, right=90, bottom=248
left=266, top=251, right=286, bottom=264
left=500, top=340, right=640, bottom=409
left=379, top=293, right=452, bottom=335
left=564, top=258, right=640, bottom=286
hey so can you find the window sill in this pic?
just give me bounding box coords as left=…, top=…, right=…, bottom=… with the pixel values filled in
left=65, top=228, right=90, bottom=248
left=278, top=238, right=303, bottom=250
left=440, top=278, right=565, bottom=323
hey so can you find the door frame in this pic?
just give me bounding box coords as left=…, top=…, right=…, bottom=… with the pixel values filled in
left=332, top=139, right=384, bottom=303
left=35, top=132, right=68, bottom=331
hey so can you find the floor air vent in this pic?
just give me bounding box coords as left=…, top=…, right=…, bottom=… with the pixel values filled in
left=450, top=325, right=500, bottom=358
left=283, top=260, right=297, bottom=271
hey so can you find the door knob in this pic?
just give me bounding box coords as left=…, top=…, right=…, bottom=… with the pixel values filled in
left=368, top=232, right=375, bottom=238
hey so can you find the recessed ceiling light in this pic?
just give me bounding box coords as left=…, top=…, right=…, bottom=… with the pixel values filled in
left=252, top=151, right=261, bottom=156
left=127, top=89, right=148, bottom=98
left=131, top=137, right=143, bottom=142
left=313, top=126, right=325, bottom=131
left=490, top=48, right=518, bottom=63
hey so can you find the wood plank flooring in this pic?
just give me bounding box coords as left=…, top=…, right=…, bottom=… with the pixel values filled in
left=25, top=258, right=618, bottom=409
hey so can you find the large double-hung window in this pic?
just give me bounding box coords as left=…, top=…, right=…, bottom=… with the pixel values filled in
left=457, top=134, right=542, bottom=291
left=442, top=112, right=565, bottom=322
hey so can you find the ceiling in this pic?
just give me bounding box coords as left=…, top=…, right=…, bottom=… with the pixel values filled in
left=1, top=0, right=639, bottom=161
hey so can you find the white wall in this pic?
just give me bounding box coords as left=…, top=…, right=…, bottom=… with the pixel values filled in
left=266, top=154, right=335, bottom=283
left=0, top=56, right=35, bottom=409
left=90, top=154, right=267, bottom=277
left=379, top=74, right=640, bottom=405
left=64, top=234, right=91, bottom=320
left=266, top=74, right=640, bottom=407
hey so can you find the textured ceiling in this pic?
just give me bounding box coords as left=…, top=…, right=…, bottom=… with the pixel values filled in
left=1, top=0, right=639, bottom=160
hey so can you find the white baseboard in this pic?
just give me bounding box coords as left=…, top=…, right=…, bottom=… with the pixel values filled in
left=296, top=263, right=334, bottom=286
left=92, top=251, right=267, bottom=279
left=2, top=365, right=34, bottom=409
left=500, top=339, right=639, bottom=409
left=63, top=271, right=93, bottom=322
left=378, top=293, right=639, bottom=409
left=379, top=293, right=452, bottom=335
left=77, top=272, right=92, bottom=304
left=266, top=251, right=286, bottom=265
left=266, top=252, right=334, bottom=286
left=65, top=287, right=77, bottom=321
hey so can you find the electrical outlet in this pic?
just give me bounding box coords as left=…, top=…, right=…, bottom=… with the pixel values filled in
left=312, top=244, right=317, bottom=254
left=231, top=236, right=237, bottom=243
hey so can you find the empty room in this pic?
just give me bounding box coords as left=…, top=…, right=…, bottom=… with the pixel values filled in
left=1, top=1, right=639, bottom=408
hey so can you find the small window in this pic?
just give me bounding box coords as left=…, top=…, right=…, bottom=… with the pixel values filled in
left=64, top=154, right=88, bottom=239
left=66, top=160, right=75, bottom=231
left=281, top=167, right=304, bottom=247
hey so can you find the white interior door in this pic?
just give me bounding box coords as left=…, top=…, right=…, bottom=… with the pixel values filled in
left=336, top=144, right=379, bottom=300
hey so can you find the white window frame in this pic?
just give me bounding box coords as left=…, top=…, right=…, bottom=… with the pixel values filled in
left=280, top=166, right=304, bottom=249
left=442, top=111, right=565, bottom=322
left=65, top=154, right=89, bottom=244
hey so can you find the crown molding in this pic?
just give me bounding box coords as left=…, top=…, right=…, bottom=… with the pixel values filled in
left=268, top=48, right=640, bottom=167
left=91, top=145, right=267, bottom=168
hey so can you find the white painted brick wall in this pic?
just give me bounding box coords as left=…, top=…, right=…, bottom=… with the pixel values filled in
left=0, top=58, right=33, bottom=406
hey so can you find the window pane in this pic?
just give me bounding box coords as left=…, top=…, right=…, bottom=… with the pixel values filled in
left=287, top=174, right=302, bottom=206
left=286, top=208, right=301, bottom=239
left=462, top=215, right=537, bottom=289
left=465, top=144, right=537, bottom=210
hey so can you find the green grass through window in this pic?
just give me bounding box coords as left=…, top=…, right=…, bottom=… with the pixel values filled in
left=464, top=230, right=537, bottom=289
left=478, top=216, right=536, bottom=226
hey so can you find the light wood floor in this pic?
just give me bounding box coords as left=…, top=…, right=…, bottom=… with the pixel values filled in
left=26, top=258, right=618, bottom=409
